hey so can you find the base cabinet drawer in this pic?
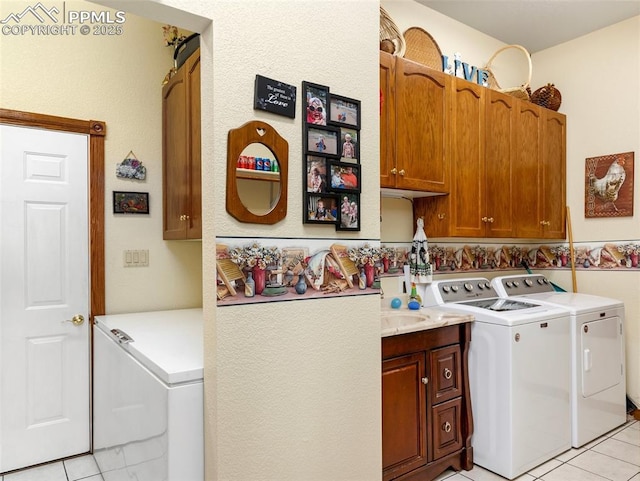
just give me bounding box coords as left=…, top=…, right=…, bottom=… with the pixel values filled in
left=430, top=345, right=462, bottom=404
left=432, top=397, right=463, bottom=460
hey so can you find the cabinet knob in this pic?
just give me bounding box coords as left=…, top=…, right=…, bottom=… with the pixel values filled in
left=481, top=216, right=488, bottom=222
left=437, top=213, right=446, bottom=220
left=540, top=220, right=550, bottom=226
left=390, top=168, right=397, bottom=175
left=487, top=217, right=494, bottom=223
left=421, top=377, right=428, bottom=385
left=398, top=169, right=406, bottom=176
left=443, top=368, right=452, bottom=380
left=442, top=421, right=452, bottom=433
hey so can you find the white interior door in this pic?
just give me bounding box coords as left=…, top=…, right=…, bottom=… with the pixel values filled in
left=0, top=124, right=90, bottom=473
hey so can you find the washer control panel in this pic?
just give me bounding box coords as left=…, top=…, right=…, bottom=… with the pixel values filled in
left=427, top=278, right=498, bottom=304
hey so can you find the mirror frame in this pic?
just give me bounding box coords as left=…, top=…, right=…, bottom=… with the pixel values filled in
left=226, top=120, right=288, bottom=224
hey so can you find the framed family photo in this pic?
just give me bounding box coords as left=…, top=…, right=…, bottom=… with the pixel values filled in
left=339, top=127, right=359, bottom=162
left=305, top=193, right=338, bottom=225
left=306, top=156, right=328, bottom=193
left=328, top=94, right=361, bottom=129
left=328, top=160, right=360, bottom=193
left=305, top=125, right=339, bottom=157
left=337, top=193, right=360, bottom=231
left=302, top=81, right=329, bottom=126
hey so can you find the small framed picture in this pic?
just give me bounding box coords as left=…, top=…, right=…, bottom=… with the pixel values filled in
left=328, top=160, right=360, bottom=193
left=305, top=193, right=338, bottom=224
left=113, top=191, right=149, bottom=214
left=302, top=81, right=329, bottom=126
left=306, top=156, right=328, bottom=193
left=339, top=127, right=359, bottom=163
left=328, top=94, right=361, bottom=129
left=336, top=193, right=360, bottom=231
left=306, top=125, right=339, bottom=157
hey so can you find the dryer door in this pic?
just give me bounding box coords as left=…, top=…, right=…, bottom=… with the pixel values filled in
left=581, top=316, right=623, bottom=397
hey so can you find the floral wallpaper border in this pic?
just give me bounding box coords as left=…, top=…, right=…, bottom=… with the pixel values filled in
left=215, top=237, right=640, bottom=306
left=216, top=237, right=382, bottom=306
left=382, top=240, right=640, bottom=273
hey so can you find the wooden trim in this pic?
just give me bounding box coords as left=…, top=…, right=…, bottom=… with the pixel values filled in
left=0, top=108, right=106, bottom=318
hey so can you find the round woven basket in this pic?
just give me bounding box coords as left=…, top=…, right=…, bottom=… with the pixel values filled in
left=403, top=27, right=442, bottom=71
left=484, top=44, right=532, bottom=101
left=531, top=83, right=562, bottom=111
left=380, top=6, right=406, bottom=57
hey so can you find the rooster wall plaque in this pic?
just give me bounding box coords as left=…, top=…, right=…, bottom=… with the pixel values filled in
left=585, top=151, right=634, bottom=218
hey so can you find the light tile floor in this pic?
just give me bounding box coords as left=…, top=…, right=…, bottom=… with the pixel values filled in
left=1, top=417, right=638, bottom=481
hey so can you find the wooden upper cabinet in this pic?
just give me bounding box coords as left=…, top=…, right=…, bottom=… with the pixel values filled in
left=513, top=102, right=566, bottom=239
left=380, top=54, right=450, bottom=193
left=513, top=102, right=543, bottom=238
left=162, top=49, right=201, bottom=240
left=448, top=78, right=486, bottom=237
left=395, top=58, right=450, bottom=192
left=541, top=109, right=567, bottom=239
left=380, top=52, right=396, bottom=189
left=484, top=89, right=516, bottom=237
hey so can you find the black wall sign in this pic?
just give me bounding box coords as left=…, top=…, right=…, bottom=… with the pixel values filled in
left=254, top=75, right=297, bottom=118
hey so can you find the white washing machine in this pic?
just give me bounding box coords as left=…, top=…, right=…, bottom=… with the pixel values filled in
left=491, top=274, right=626, bottom=448
left=422, top=278, right=571, bottom=480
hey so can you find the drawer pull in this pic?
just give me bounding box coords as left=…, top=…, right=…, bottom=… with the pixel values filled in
left=443, top=368, right=452, bottom=380
left=443, top=421, right=452, bottom=433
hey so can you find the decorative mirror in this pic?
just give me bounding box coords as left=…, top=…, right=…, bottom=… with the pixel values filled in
left=226, top=120, right=288, bottom=224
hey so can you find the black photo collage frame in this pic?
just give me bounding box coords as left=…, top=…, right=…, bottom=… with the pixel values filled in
left=302, top=81, right=361, bottom=231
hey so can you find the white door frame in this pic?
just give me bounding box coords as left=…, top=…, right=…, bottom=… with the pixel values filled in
left=0, top=108, right=106, bottom=455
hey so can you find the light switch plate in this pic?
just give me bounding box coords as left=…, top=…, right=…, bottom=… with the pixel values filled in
left=123, top=249, right=149, bottom=267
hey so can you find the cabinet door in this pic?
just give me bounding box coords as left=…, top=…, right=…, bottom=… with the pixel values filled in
left=382, top=352, right=427, bottom=480
left=514, top=102, right=544, bottom=238
left=380, top=52, right=396, bottom=189
left=449, top=79, right=485, bottom=237
left=162, top=65, right=189, bottom=239
left=395, top=58, right=450, bottom=192
left=186, top=54, right=202, bottom=239
left=413, top=195, right=451, bottom=238
left=485, top=90, right=515, bottom=237
left=541, top=109, right=566, bottom=239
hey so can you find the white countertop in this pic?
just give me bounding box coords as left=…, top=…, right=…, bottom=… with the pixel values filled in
left=381, top=306, right=474, bottom=337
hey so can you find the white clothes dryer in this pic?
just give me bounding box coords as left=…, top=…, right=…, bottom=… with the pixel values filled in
left=491, top=274, right=626, bottom=448
left=422, top=278, right=571, bottom=480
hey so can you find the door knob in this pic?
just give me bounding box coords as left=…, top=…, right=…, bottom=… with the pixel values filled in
left=66, top=314, right=84, bottom=326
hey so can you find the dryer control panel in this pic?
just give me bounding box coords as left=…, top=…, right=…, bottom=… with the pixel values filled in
left=492, top=274, right=555, bottom=296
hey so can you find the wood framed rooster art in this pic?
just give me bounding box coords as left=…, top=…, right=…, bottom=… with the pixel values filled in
left=585, top=151, right=634, bottom=218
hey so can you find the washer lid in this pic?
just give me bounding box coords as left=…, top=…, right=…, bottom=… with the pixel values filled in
left=460, top=297, right=542, bottom=312
left=94, top=308, right=203, bottom=385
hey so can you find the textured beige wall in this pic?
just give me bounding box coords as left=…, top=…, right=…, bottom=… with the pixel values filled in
left=533, top=17, right=640, bottom=405
left=0, top=0, right=202, bottom=313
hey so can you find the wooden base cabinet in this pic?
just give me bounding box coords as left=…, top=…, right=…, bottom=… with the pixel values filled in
left=380, top=52, right=450, bottom=193
left=162, top=49, right=201, bottom=240
left=382, top=323, right=473, bottom=481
